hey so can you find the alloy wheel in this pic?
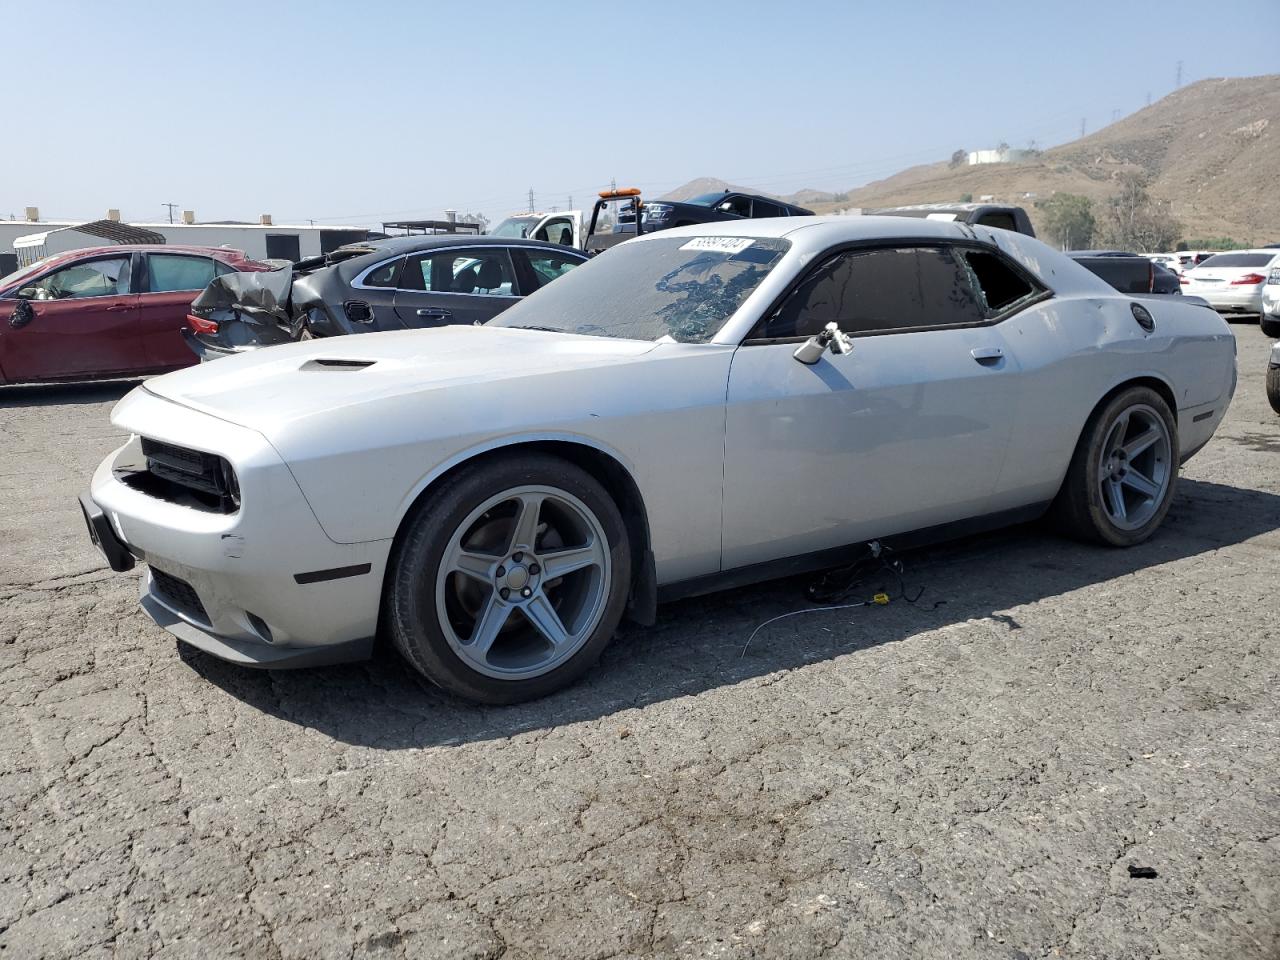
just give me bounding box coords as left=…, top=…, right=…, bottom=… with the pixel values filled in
left=434, top=485, right=611, bottom=680
left=1096, top=403, right=1172, bottom=531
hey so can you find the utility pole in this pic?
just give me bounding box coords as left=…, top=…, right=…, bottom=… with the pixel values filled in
left=1111, top=108, right=1120, bottom=124
left=527, top=187, right=535, bottom=214
left=1145, top=91, right=1152, bottom=107
left=567, top=194, right=573, bottom=210
left=610, top=177, right=617, bottom=193
left=162, top=202, right=179, bottom=224
left=1080, top=118, right=1086, bottom=138
left=1175, top=60, right=1183, bottom=88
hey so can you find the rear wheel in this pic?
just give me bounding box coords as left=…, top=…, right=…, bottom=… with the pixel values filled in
left=1052, top=386, right=1178, bottom=546
left=1260, top=315, right=1280, bottom=339
left=387, top=454, right=630, bottom=703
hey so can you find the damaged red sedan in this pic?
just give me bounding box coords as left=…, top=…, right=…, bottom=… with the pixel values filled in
left=0, top=245, right=270, bottom=385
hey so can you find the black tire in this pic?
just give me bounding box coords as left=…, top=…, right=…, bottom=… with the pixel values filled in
left=1267, top=365, right=1280, bottom=416
left=1260, top=315, right=1280, bottom=339
left=386, top=453, right=630, bottom=704
left=1051, top=385, right=1179, bottom=547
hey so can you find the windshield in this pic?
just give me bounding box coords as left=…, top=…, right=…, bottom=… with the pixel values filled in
left=488, top=235, right=790, bottom=343
left=1196, top=253, right=1275, bottom=269
left=490, top=216, right=539, bottom=238
left=685, top=192, right=731, bottom=207
left=0, top=257, right=54, bottom=290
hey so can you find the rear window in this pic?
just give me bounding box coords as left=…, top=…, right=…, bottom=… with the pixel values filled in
left=1197, top=253, right=1274, bottom=269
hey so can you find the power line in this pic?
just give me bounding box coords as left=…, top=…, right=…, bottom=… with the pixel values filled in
left=161, top=202, right=179, bottom=224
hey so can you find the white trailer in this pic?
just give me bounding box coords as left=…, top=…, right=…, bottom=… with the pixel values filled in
left=10, top=219, right=370, bottom=268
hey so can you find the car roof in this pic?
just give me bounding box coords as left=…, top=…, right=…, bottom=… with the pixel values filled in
left=37, top=244, right=250, bottom=263
left=352, top=234, right=581, bottom=256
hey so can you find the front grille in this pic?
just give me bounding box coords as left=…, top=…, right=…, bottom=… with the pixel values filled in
left=140, top=438, right=239, bottom=512
left=150, top=567, right=209, bottom=623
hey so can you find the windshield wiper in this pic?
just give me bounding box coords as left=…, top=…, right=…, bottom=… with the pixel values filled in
left=506, top=324, right=566, bottom=333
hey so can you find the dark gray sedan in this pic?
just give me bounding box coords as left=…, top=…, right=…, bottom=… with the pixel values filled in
left=183, top=235, right=587, bottom=360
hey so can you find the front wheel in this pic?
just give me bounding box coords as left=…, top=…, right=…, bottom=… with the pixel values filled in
left=386, top=454, right=631, bottom=703
left=1052, top=386, right=1178, bottom=546
left=1260, top=315, right=1280, bottom=339
left=1267, top=364, right=1280, bottom=415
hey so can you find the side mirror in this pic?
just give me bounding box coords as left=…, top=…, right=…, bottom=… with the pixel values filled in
left=9, top=298, right=35, bottom=329
left=793, top=322, right=853, bottom=365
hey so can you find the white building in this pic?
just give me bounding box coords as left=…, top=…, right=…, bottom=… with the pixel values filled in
left=967, top=147, right=1034, bottom=166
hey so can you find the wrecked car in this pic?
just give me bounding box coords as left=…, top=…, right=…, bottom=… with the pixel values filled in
left=84, top=217, right=1235, bottom=705
left=182, top=235, right=588, bottom=360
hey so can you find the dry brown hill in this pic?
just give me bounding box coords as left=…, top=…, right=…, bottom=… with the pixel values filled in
left=669, top=76, right=1279, bottom=246
left=815, top=75, right=1280, bottom=244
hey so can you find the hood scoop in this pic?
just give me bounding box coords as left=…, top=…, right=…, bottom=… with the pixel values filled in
left=301, top=357, right=376, bottom=371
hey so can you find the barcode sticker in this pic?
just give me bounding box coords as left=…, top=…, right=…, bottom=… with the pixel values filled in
left=679, top=237, right=755, bottom=254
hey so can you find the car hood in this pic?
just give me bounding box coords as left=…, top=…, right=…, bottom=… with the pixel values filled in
left=142, top=325, right=659, bottom=435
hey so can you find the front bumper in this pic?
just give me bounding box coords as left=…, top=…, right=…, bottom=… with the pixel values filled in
left=87, top=388, right=389, bottom=668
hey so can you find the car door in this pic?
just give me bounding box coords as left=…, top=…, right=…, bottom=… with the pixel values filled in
left=393, top=246, right=520, bottom=327
left=137, top=252, right=221, bottom=369
left=0, top=253, right=141, bottom=382
left=720, top=243, right=1023, bottom=570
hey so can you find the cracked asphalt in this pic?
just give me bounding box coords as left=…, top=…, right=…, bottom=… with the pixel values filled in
left=2, top=326, right=1278, bottom=960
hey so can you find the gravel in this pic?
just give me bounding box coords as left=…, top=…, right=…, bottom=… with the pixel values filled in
left=2, top=325, right=1277, bottom=959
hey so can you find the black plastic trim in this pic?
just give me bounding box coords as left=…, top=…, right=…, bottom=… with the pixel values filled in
left=293, top=563, right=372, bottom=585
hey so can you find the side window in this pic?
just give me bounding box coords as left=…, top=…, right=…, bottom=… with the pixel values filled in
left=429, top=250, right=515, bottom=296
left=533, top=217, right=574, bottom=246
left=760, top=246, right=985, bottom=340
left=753, top=200, right=785, bottom=218
left=960, top=250, right=1040, bottom=315
left=27, top=257, right=131, bottom=300
left=214, top=260, right=236, bottom=277
left=517, top=250, right=583, bottom=291
left=148, top=254, right=216, bottom=293
left=716, top=195, right=752, bottom=217
left=976, top=212, right=1016, bottom=232
left=362, top=258, right=403, bottom=288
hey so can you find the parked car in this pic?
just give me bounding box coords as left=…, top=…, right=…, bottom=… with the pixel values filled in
left=1268, top=341, right=1280, bottom=415
left=183, top=235, right=588, bottom=360
left=1260, top=263, right=1280, bottom=338
left=1180, top=250, right=1280, bottom=316
left=1067, top=251, right=1182, bottom=295
left=0, top=245, right=269, bottom=385
left=629, top=190, right=814, bottom=232
left=83, top=217, right=1235, bottom=703
left=864, top=203, right=1036, bottom=237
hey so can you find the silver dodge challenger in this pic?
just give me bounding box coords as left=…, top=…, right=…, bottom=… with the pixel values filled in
left=82, top=217, right=1237, bottom=703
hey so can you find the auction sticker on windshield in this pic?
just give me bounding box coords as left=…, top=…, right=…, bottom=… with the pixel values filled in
left=679, top=237, right=755, bottom=254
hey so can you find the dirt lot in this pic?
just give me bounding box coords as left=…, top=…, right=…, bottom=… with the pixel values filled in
left=2, top=326, right=1277, bottom=960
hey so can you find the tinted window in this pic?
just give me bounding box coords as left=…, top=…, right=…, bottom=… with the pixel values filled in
left=265, top=234, right=301, bottom=261
left=977, top=213, right=1017, bottom=232
left=763, top=247, right=984, bottom=339
left=28, top=257, right=131, bottom=300
left=404, top=249, right=516, bottom=296
left=148, top=254, right=216, bottom=293
left=362, top=258, right=402, bottom=288
left=961, top=250, right=1039, bottom=314
left=519, top=250, right=583, bottom=291
left=489, top=236, right=790, bottom=342
left=1197, top=253, right=1274, bottom=269
left=753, top=200, right=786, bottom=218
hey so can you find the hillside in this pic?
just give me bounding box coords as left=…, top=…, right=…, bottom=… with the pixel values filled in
left=667, top=76, right=1280, bottom=245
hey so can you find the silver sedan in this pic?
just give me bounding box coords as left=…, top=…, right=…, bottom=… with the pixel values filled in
left=83, top=217, right=1236, bottom=703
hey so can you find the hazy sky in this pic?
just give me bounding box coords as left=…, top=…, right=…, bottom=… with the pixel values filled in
left=3, top=0, right=1276, bottom=228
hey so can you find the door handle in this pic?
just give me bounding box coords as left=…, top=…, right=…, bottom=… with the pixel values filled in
left=416, top=308, right=452, bottom=319
left=970, top=346, right=1003, bottom=364
left=106, top=304, right=132, bottom=313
